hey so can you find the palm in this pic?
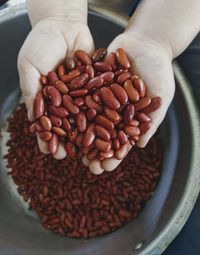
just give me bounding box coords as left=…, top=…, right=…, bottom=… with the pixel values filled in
left=88, top=33, right=175, bottom=174
left=18, top=18, right=94, bottom=158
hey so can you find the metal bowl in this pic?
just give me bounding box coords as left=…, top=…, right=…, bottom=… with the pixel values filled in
left=0, top=3, right=200, bottom=255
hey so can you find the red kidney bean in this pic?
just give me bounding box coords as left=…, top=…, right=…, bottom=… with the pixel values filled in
left=134, top=97, right=151, bottom=111
left=123, top=104, right=135, bottom=125
left=104, top=107, right=120, bottom=122
left=92, top=48, right=107, bottom=62
left=75, top=50, right=92, bottom=65
left=109, top=128, right=117, bottom=139
left=58, top=64, right=66, bottom=78
left=142, top=97, right=162, bottom=114
left=100, top=150, right=114, bottom=159
left=133, top=78, right=146, bottom=98
left=69, top=89, right=88, bottom=97
left=129, top=120, right=139, bottom=127
left=114, top=141, right=130, bottom=160
left=39, top=131, right=52, bottom=141
left=116, top=48, right=131, bottom=69
left=61, top=70, right=80, bottom=83
left=40, top=116, right=52, bottom=131
left=99, top=87, right=120, bottom=110
left=135, top=113, right=151, bottom=123
left=49, top=133, right=58, bottom=154
left=33, top=91, right=45, bottom=119
left=55, top=80, right=69, bottom=94
left=92, top=93, right=101, bottom=103
left=117, top=130, right=128, bottom=145
left=124, top=80, right=139, bottom=102
left=83, top=124, right=96, bottom=147
left=115, top=69, right=128, bottom=77
left=117, top=72, right=132, bottom=84
left=95, top=138, right=111, bottom=152
left=76, top=112, right=87, bottom=132
left=49, top=115, right=62, bottom=127
left=62, top=118, right=71, bottom=131
left=35, top=121, right=44, bottom=132
left=96, top=115, right=114, bottom=130
left=86, top=108, right=97, bottom=120
left=63, top=95, right=79, bottom=115
left=47, top=86, right=62, bottom=107
left=100, top=71, right=114, bottom=83
left=86, top=148, right=99, bottom=160
left=70, top=73, right=89, bottom=90
left=75, top=134, right=83, bottom=147
left=40, top=75, right=48, bottom=86
left=113, top=138, right=120, bottom=150
left=107, top=52, right=117, bottom=71
left=42, top=86, right=49, bottom=98
left=48, top=71, right=58, bottom=85
left=95, top=125, right=111, bottom=142
left=94, top=62, right=112, bottom=72
left=66, top=142, right=78, bottom=159
left=65, top=56, right=75, bottom=70
left=86, top=77, right=104, bottom=91
left=140, top=123, right=151, bottom=134
left=73, top=98, right=84, bottom=107
left=52, top=127, right=67, bottom=137
left=124, top=125, right=140, bottom=136
left=48, top=105, right=68, bottom=118
left=85, top=95, right=103, bottom=113
left=68, top=128, right=78, bottom=143
left=85, top=65, right=95, bottom=79
left=110, top=83, right=128, bottom=105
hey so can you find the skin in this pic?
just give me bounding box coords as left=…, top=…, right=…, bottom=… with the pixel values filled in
left=18, top=0, right=200, bottom=173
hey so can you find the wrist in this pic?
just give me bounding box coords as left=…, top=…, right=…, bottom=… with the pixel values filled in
left=27, top=0, right=88, bottom=26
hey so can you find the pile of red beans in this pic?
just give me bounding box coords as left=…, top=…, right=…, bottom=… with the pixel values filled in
left=29, top=48, right=162, bottom=161
left=5, top=104, right=163, bottom=238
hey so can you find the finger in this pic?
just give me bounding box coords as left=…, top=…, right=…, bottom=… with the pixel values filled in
left=37, top=134, right=50, bottom=154
left=89, top=159, right=104, bottom=175
left=53, top=142, right=67, bottom=160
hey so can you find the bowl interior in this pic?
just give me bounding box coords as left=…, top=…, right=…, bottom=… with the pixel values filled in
left=0, top=7, right=194, bottom=255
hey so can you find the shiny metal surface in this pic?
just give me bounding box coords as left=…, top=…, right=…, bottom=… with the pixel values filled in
left=0, top=2, right=200, bottom=255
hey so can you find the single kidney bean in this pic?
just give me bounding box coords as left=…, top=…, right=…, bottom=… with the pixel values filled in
left=63, top=95, right=79, bottom=115
left=96, top=115, right=114, bottom=130
left=133, top=78, right=146, bottom=98
left=116, top=48, right=131, bottom=69
left=100, top=71, right=114, bottom=83
left=76, top=65, right=86, bottom=74
left=135, top=112, right=151, bottom=123
left=124, top=80, right=139, bottom=102
left=34, top=91, right=45, bottom=119
left=117, top=72, right=132, bottom=84
left=86, top=148, right=99, bottom=160
left=85, top=65, right=95, bottom=79
left=124, top=125, right=140, bottom=136
left=48, top=71, right=58, bottom=85
left=85, top=95, right=103, bottom=113
left=86, top=77, right=104, bottom=90
left=40, top=75, right=48, bottom=86
left=115, top=141, right=130, bottom=160
left=62, top=118, right=71, bottom=131
left=65, top=56, right=75, bottom=70
left=76, top=112, right=87, bottom=132
left=129, top=120, right=139, bottom=127
left=109, top=128, right=117, bottom=139
left=68, top=128, right=78, bottom=142
left=142, top=97, right=162, bottom=114
left=48, top=105, right=68, bottom=118
left=40, top=116, right=52, bottom=131
left=100, top=150, right=114, bottom=159
left=69, top=89, right=88, bottom=97
left=95, top=125, right=111, bottom=142
left=52, top=127, right=67, bottom=137
left=95, top=138, right=111, bottom=152
left=49, top=133, right=58, bottom=154
left=115, top=69, right=128, bottom=77
left=130, top=75, right=139, bottom=82
left=92, top=93, right=101, bottom=103
left=92, top=48, right=107, bottom=62
left=75, top=50, right=92, bottom=65
left=55, top=80, right=69, bottom=94
left=134, top=97, right=151, bottom=111
left=107, top=52, right=117, bottom=71
left=39, top=131, right=52, bottom=141
left=140, top=122, right=151, bottom=134
left=61, top=70, right=80, bottom=83
left=42, top=86, right=49, bottom=98
left=83, top=124, right=96, bottom=147
left=117, top=130, right=128, bottom=145
left=47, top=86, right=62, bottom=107
left=104, top=107, right=120, bottom=122
left=57, top=64, right=66, bottom=78
left=70, top=73, right=89, bottom=90
left=94, top=62, right=112, bottom=72
left=86, top=108, right=97, bottom=120
left=123, top=104, right=135, bottom=124
left=49, top=115, right=62, bottom=127
left=113, top=138, right=120, bottom=150
left=66, top=142, right=78, bottom=159
left=110, top=83, right=128, bottom=105
left=99, top=87, right=120, bottom=110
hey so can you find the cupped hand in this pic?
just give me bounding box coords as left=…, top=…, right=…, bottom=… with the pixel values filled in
left=87, top=32, right=175, bottom=174
left=18, top=17, right=94, bottom=159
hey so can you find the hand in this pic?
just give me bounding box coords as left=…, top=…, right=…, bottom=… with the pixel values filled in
left=18, top=17, right=94, bottom=159
left=87, top=32, right=175, bottom=174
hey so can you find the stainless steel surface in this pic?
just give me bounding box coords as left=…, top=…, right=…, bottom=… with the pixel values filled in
left=0, top=3, right=200, bottom=255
